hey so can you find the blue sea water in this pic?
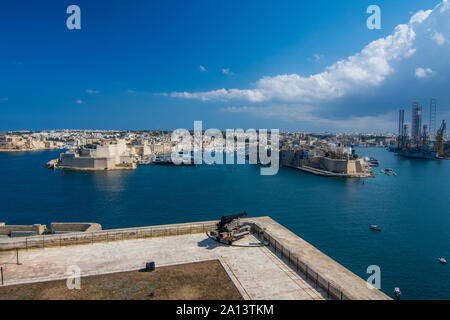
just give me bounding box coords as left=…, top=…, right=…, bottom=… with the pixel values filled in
left=0, top=148, right=449, bottom=299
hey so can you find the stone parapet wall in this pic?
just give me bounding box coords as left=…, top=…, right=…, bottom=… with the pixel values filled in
left=50, top=223, right=102, bottom=233
left=250, top=217, right=390, bottom=300
left=0, top=221, right=217, bottom=251
left=0, top=224, right=46, bottom=236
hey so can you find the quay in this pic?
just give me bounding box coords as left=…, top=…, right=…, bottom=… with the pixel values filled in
left=287, top=165, right=374, bottom=178
left=0, top=217, right=390, bottom=300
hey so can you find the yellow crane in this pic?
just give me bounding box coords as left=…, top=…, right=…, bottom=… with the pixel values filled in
left=436, top=120, right=446, bottom=158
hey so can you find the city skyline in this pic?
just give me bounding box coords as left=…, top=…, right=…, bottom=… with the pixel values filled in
left=1, top=0, right=449, bottom=132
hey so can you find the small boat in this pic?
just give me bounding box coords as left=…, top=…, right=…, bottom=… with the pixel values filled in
left=370, top=225, right=382, bottom=232
left=366, top=157, right=379, bottom=167
left=438, top=258, right=447, bottom=264
left=393, top=172, right=397, bottom=176
left=385, top=168, right=393, bottom=172
left=394, top=287, right=402, bottom=298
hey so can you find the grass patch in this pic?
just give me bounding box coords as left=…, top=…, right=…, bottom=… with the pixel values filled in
left=0, top=260, right=242, bottom=300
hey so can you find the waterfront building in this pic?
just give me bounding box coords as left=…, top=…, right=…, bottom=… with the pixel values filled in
left=58, top=139, right=136, bottom=170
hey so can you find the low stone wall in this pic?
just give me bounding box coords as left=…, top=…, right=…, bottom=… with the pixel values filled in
left=0, top=221, right=217, bottom=251
left=0, top=224, right=46, bottom=236
left=50, top=223, right=102, bottom=233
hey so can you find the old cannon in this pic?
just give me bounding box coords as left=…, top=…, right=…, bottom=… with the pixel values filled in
left=210, top=212, right=251, bottom=244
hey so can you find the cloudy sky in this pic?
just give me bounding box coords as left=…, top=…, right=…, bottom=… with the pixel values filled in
left=1, top=0, right=449, bottom=132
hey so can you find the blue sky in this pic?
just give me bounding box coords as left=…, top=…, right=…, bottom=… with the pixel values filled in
left=0, top=0, right=449, bottom=132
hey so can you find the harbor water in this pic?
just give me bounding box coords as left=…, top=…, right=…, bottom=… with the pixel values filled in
left=0, top=148, right=449, bottom=299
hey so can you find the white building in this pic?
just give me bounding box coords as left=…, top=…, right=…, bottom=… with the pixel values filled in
left=59, top=140, right=135, bottom=170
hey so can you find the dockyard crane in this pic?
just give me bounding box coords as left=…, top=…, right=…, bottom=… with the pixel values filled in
left=400, top=124, right=409, bottom=150
left=436, top=120, right=446, bottom=158
left=421, top=125, right=429, bottom=147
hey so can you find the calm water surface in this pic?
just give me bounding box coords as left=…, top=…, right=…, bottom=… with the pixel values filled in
left=0, top=148, right=449, bottom=299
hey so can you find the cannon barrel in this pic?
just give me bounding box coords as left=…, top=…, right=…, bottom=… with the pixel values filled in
left=219, top=212, right=247, bottom=226
left=212, top=212, right=249, bottom=244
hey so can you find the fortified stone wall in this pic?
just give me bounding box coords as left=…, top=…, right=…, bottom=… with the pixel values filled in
left=59, top=140, right=133, bottom=170
left=280, top=149, right=305, bottom=167
left=313, top=157, right=364, bottom=174
left=60, top=154, right=95, bottom=168
left=319, top=157, right=348, bottom=173
left=355, top=160, right=362, bottom=172
left=280, top=150, right=295, bottom=166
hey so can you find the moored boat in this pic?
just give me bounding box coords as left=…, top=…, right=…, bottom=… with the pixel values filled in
left=394, top=287, right=402, bottom=298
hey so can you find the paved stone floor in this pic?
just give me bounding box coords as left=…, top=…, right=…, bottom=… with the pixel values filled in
left=0, top=233, right=324, bottom=300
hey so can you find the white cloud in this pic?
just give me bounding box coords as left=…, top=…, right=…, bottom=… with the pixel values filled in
left=171, top=22, right=417, bottom=103
left=306, top=53, right=324, bottom=63
left=199, top=65, right=208, bottom=72
left=222, top=68, right=234, bottom=75
left=313, top=54, right=323, bottom=61
left=409, top=10, right=432, bottom=24
left=431, top=31, right=446, bottom=45
left=75, top=100, right=84, bottom=104
left=0, top=97, right=8, bottom=101
left=86, top=89, right=99, bottom=94
left=127, top=89, right=136, bottom=94
left=415, top=67, right=434, bottom=78
left=171, top=88, right=265, bottom=102
left=168, top=1, right=450, bottom=107
left=168, top=1, right=449, bottom=130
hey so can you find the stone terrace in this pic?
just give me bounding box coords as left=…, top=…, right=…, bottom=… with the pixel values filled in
left=0, top=217, right=390, bottom=300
